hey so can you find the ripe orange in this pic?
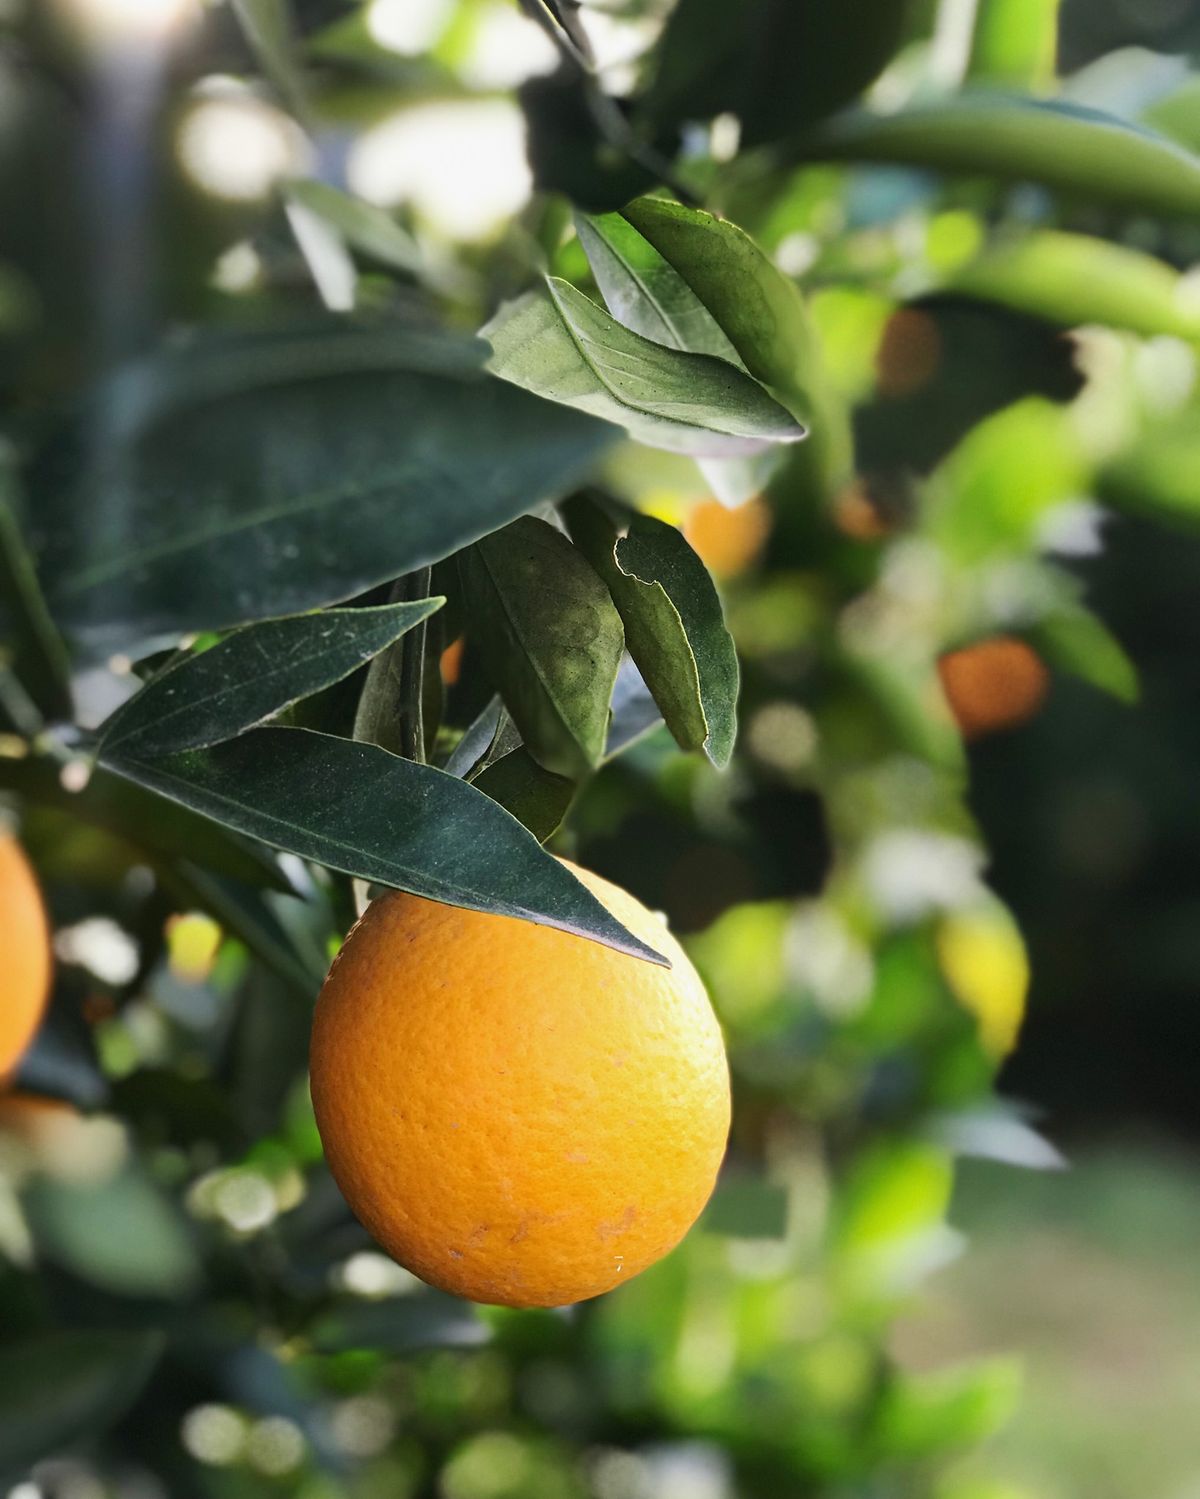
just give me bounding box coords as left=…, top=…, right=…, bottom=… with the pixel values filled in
left=310, top=863, right=730, bottom=1308
left=937, top=636, right=1049, bottom=741
left=0, top=833, right=52, bottom=1078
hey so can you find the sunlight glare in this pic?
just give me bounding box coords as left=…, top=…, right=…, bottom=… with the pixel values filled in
left=366, top=0, right=453, bottom=55
left=348, top=100, right=532, bottom=242
left=178, top=93, right=309, bottom=202
left=67, top=0, right=194, bottom=41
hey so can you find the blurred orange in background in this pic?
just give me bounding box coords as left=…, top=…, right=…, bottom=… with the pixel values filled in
left=684, top=498, right=772, bottom=579
left=0, top=833, right=52, bottom=1077
left=938, top=636, right=1050, bottom=741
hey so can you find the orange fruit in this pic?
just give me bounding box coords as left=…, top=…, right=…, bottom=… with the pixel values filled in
left=684, top=497, right=771, bottom=578
left=937, top=636, right=1049, bottom=741
left=0, top=834, right=52, bottom=1078
left=310, top=863, right=730, bottom=1308
left=832, top=479, right=892, bottom=541
left=439, top=636, right=465, bottom=687
left=0, top=1091, right=78, bottom=1153
left=875, top=307, right=942, bottom=398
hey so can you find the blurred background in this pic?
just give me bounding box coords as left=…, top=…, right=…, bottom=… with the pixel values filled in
left=4, top=0, right=1200, bottom=1496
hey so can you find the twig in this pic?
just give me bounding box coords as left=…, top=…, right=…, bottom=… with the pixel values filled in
left=397, top=568, right=432, bottom=765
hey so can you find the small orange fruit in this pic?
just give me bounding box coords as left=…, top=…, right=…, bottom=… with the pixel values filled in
left=832, top=479, right=892, bottom=541
left=684, top=497, right=771, bottom=578
left=310, top=863, right=730, bottom=1308
left=439, top=636, right=465, bottom=687
left=937, top=636, right=1049, bottom=741
left=875, top=307, right=942, bottom=398
left=0, top=834, right=52, bottom=1078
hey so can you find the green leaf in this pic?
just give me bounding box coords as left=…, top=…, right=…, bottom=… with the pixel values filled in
left=574, top=212, right=743, bottom=365
left=0, top=752, right=293, bottom=893
left=29, top=324, right=613, bottom=661
left=0, top=465, right=72, bottom=723
left=104, top=726, right=666, bottom=963
left=796, top=97, right=1200, bottom=219
left=460, top=516, right=624, bottom=778
left=926, top=398, right=1087, bottom=562
left=1142, top=76, right=1200, bottom=155
left=701, top=1178, right=789, bottom=1239
left=231, top=0, right=309, bottom=120
left=351, top=574, right=438, bottom=762
left=576, top=210, right=768, bottom=503
left=98, top=601, right=442, bottom=762
left=619, top=199, right=819, bottom=408
left=25, top=1165, right=202, bottom=1300
left=0, top=1329, right=164, bottom=1481
left=466, top=704, right=523, bottom=780
left=1030, top=602, right=1138, bottom=705
left=1099, top=420, right=1200, bottom=531
left=519, top=71, right=660, bottom=214
left=967, top=0, right=1060, bottom=88
left=308, top=1294, right=486, bottom=1355
left=473, top=747, right=576, bottom=842
left=946, top=229, right=1200, bottom=338
left=566, top=499, right=738, bottom=768
left=482, top=278, right=805, bottom=458
left=875, top=1357, right=1022, bottom=1458
left=442, top=697, right=506, bottom=778
left=596, top=199, right=852, bottom=492
left=605, top=655, right=664, bottom=760
left=283, top=179, right=421, bottom=274
left=646, top=0, right=911, bottom=147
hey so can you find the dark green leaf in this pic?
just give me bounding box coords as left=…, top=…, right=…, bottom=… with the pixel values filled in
left=98, top=600, right=442, bottom=762
left=647, top=0, right=911, bottom=147
left=0, top=465, right=71, bottom=723
left=0, top=753, right=293, bottom=892
left=473, top=747, right=576, bottom=842
left=611, top=516, right=739, bottom=768
left=795, top=97, right=1200, bottom=219
left=0, top=1329, right=164, bottom=1481
left=466, top=704, right=523, bottom=779
left=29, top=324, right=613, bottom=661
left=567, top=500, right=738, bottom=768
left=105, top=727, right=666, bottom=963
left=351, top=577, right=436, bottom=761
left=442, top=696, right=505, bottom=778
left=309, top=1293, right=486, bottom=1355
left=520, top=71, right=661, bottom=214
left=482, top=278, right=805, bottom=458
left=459, top=517, right=625, bottom=778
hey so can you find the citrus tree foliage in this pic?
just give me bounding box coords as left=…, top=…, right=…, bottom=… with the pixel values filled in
left=1, top=0, right=1200, bottom=1494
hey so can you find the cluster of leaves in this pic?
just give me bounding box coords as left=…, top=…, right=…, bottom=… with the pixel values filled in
left=5, top=0, right=1200, bottom=1496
